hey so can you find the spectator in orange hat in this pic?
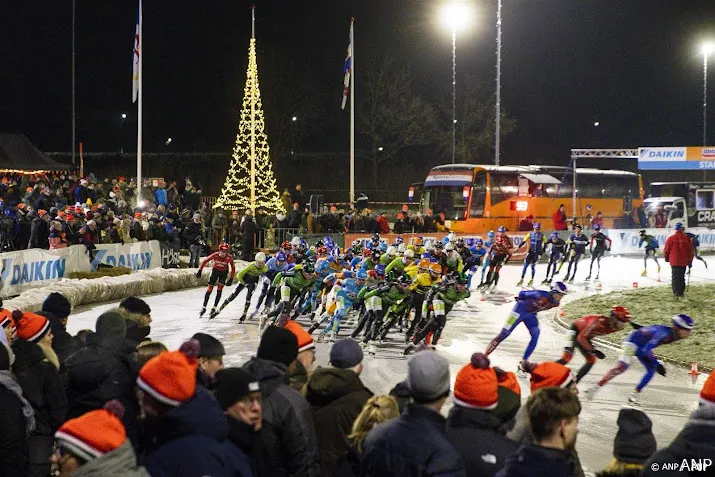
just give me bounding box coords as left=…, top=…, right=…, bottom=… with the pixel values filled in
left=446, top=353, right=518, bottom=477
left=283, top=320, right=316, bottom=391
left=393, top=212, right=407, bottom=234
left=29, top=209, right=51, bottom=249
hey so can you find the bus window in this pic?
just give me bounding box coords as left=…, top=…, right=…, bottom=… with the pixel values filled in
left=696, top=190, right=715, bottom=210
left=490, top=173, right=519, bottom=205
left=470, top=172, right=487, bottom=217
left=672, top=200, right=685, bottom=219
left=423, top=186, right=468, bottom=219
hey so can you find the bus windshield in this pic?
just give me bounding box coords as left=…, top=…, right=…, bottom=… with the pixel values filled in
left=422, top=186, right=468, bottom=220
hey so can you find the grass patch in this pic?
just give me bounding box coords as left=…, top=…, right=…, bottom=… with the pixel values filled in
left=561, top=283, right=715, bottom=370
left=67, top=267, right=133, bottom=279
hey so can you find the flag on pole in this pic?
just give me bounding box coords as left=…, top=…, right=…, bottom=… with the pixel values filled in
left=341, top=21, right=353, bottom=110
left=132, top=1, right=141, bottom=103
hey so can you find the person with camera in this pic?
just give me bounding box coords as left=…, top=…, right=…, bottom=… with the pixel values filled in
left=184, top=213, right=206, bottom=268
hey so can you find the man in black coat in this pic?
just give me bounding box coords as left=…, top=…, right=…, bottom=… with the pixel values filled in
left=644, top=374, right=715, bottom=476
left=446, top=353, right=518, bottom=477
left=242, top=326, right=320, bottom=477
left=118, top=296, right=152, bottom=344
left=64, top=310, right=141, bottom=449
left=287, top=202, right=303, bottom=229
left=41, top=293, right=80, bottom=367
left=0, top=341, right=30, bottom=477
left=240, top=213, right=259, bottom=261
left=496, top=387, right=580, bottom=477
left=28, top=210, right=50, bottom=249
left=303, top=339, right=373, bottom=477
left=362, top=351, right=465, bottom=477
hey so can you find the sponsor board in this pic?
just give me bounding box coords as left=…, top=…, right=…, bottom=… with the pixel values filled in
left=92, top=241, right=161, bottom=272
left=639, top=146, right=715, bottom=170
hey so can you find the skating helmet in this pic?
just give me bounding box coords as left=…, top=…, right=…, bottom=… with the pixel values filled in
left=352, top=240, right=361, bottom=247
left=429, top=262, right=442, bottom=276
left=456, top=238, right=466, bottom=248
left=323, top=236, right=335, bottom=249
left=404, top=249, right=415, bottom=259
left=638, top=230, right=646, bottom=237
left=610, top=306, right=631, bottom=322
left=363, top=248, right=373, bottom=258
left=387, top=246, right=398, bottom=257
left=487, top=230, right=495, bottom=239
left=550, top=281, right=568, bottom=295
left=672, top=313, right=694, bottom=329
left=447, top=232, right=457, bottom=243
left=374, top=264, right=386, bottom=277
left=254, top=252, right=267, bottom=266
left=379, top=242, right=388, bottom=252
left=675, top=222, right=684, bottom=231
left=418, top=258, right=432, bottom=270
left=353, top=244, right=364, bottom=255
left=297, top=243, right=308, bottom=254
left=421, top=252, right=432, bottom=260
left=291, top=236, right=301, bottom=247
left=574, top=224, right=583, bottom=230
left=497, top=225, right=506, bottom=233
left=281, top=241, right=291, bottom=250
left=593, top=224, right=601, bottom=231
left=413, top=236, right=424, bottom=246
left=434, top=242, right=444, bottom=250
left=445, top=242, right=455, bottom=252
left=372, top=249, right=383, bottom=260
left=465, top=238, right=476, bottom=247
left=275, top=251, right=287, bottom=262
left=302, top=261, right=315, bottom=274
left=372, top=233, right=381, bottom=242
left=315, top=239, right=324, bottom=248
left=356, top=269, right=368, bottom=281
left=393, top=236, right=404, bottom=245
left=550, top=232, right=559, bottom=240
left=219, top=242, right=230, bottom=252
left=533, top=222, right=541, bottom=230
left=397, top=243, right=407, bottom=254
left=474, top=238, right=483, bottom=246
left=424, top=240, right=434, bottom=252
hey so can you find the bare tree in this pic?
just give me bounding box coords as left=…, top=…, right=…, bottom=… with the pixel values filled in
left=358, top=56, right=439, bottom=190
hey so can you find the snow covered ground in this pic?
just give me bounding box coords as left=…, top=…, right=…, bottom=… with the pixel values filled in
left=66, top=254, right=714, bottom=472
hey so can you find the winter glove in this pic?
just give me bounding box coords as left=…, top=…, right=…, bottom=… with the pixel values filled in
left=196, top=270, right=202, bottom=279
left=656, top=361, right=666, bottom=376
left=226, top=277, right=233, bottom=287
left=592, top=349, right=606, bottom=360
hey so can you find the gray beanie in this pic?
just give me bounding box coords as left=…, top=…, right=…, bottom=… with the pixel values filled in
left=95, top=310, right=126, bottom=339
left=407, top=351, right=451, bottom=404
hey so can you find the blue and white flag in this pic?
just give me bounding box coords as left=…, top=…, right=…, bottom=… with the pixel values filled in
left=341, top=21, right=353, bottom=110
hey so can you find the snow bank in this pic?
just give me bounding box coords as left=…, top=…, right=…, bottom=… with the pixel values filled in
left=4, top=261, right=248, bottom=313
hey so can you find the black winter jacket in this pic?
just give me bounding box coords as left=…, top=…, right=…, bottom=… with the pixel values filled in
left=446, top=406, right=519, bottom=477
left=303, top=367, right=373, bottom=477
left=65, top=334, right=140, bottom=447
left=362, top=403, right=466, bottom=477
left=226, top=416, right=267, bottom=477
left=243, top=357, right=320, bottom=477
left=495, top=444, right=577, bottom=477
left=29, top=217, right=50, bottom=249
left=44, top=312, right=81, bottom=367
left=643, top=404, right=715, bottom=477
left=0, top=382, right=29, bottom=477
left=11, top=340, right=67, bottom=437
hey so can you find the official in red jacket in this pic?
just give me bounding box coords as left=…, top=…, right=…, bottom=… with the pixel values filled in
left=663, top=223, right=694, bottom=298
left=552, top=204, right=568, bottom=230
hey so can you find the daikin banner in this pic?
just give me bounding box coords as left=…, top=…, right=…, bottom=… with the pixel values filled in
left=638, top=146, right=715, bottom=170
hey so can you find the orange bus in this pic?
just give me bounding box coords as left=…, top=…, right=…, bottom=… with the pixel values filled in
left=414, top=164, right=644, bottom=233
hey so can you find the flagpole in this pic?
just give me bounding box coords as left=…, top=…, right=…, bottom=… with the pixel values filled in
left=137, top=0, right=143, bottom=204
left=349, top=18, right=355, bottom=207
left=250, top=6, right=256, bottom=214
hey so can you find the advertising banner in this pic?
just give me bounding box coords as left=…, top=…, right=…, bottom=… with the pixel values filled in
left=0, top=245, right=88, bottom=297
left=160, top=241, right=182, bottom=269
left=639, top=146, right=715, bottom=170
left=91, top=241, right=162, bottom=272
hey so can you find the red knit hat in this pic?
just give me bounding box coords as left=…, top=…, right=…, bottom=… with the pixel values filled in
left=497, top=369, right=521, bottom=398
left=526, top=361, right=575, bottom=391
left=137, top=340, right=199, bottom=406
left=0, top=309, right=14, bottom=329
left=283, top=320, right=315, bottom=353
left=55, top=400, right=126, bottom=461
left=38, top=209, right=48, bottom=218
left=700, top=373, right=715, bottom=407
left=453, top=353, right=499, bottom=410
left=12, top=310, right=50, bottom=343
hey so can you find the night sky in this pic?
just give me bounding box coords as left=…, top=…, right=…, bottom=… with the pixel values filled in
left=2, top=1, right=715, bottom=166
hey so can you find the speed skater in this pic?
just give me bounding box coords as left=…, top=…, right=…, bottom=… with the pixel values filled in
left=516, top=222, right=546, bottom=287
left=196, top=243, right=236, bottom=318
left=216, top=252, right=268, bottom=321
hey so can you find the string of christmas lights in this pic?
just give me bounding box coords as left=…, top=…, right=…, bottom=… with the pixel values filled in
left=215, top=38, right=284, bottom=214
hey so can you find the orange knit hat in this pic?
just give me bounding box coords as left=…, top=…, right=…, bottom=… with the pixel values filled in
left=55, top=400, right=126, bottom=461
left=700, top=373, right=715, bottom=406
left=283, top=320, right=315, bottom=353
left=0, top=309, right=14, bottom=329
left=12, top=310, right=50, bottom=343
left=526, top=361, right=575, bottom=391
left=453, top=353, right=499, bottom=410
left=497, top=369, right=521, bottom=398
left=137, top=340, right=199, bottom=406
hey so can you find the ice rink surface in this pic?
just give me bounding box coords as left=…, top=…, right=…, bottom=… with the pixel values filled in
left=67, top=254, right=714, bottom=472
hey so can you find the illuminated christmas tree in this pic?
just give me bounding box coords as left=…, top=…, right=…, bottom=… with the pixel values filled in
left=215, top=15, right=283, bottom=214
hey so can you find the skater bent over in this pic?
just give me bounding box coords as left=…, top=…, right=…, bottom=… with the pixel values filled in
left=196, top=242, right=236, bottom=318
left=562, top=225, right=589, bottom=282
left=543, top=232, right=566, bottom=283
left=586, top=225, right=611, bottom=281
left=516, top=222, right=545, bottom=286
left=480, top=226, right=512, bottom=288
left=638, top=230, right=660, bottom=276
left=217, top=252, right=268, bottom=321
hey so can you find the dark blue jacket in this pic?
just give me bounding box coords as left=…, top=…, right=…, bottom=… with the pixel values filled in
left=143, top=387, right=253, bottom=477
left=495, top=444, right=576, bottom=477
left=361, top=403, right=465, bottom=477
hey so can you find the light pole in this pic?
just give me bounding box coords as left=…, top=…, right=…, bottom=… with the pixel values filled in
left=702, top=42, right=714, bottom=147
left=120, top=113, right=127, bottom=154
left=441, top=3, right=469, bottom=164
left=495, top=0, right=502, bottom=166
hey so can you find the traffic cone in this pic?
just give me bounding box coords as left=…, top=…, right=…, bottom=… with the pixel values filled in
left=480, top=295, right=487, bottom=301
left=689, top=362, right=700, bottom=376
left=656, top=274, right=661, bottom=283
left=595, top=281, right=602, bottom=290
left=632, top=282, right=639, bottom=288
left=559, top=308, right=566, bottom=317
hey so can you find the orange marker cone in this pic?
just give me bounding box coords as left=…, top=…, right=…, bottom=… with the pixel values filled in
left=689, top=362, right=700, bottom=376
left=632, top=282, right=639, bottom=288
left=596, top=282, right=602, bottom=290
left=480, top=295, right=487, bottom=301
left=559, top=309, right=566, bottom=317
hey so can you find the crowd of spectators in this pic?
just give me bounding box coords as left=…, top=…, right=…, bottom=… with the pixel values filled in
left=2, top=294, right=713, bottom=477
